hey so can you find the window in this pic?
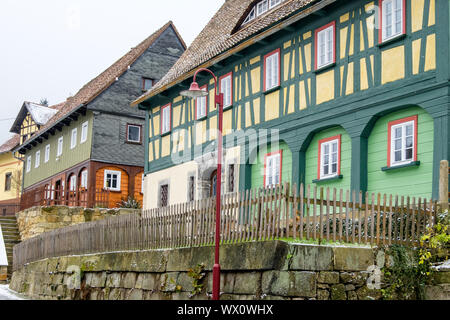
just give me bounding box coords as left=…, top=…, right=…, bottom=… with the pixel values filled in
left=195, top=86, right=208, bottom=120
left=318, top=135, right=341, bottom=180
left=141, top=174, right=145, bottom=194
left=4, top=173, right=12, bottom=192
left=81, top=121, right=88, bottom=143
left=264, top=49, right=280, bottom=91
left=220, top=73, right=233, bottom=109
left=188, top=176, right=195, bottom=202
left=228, top=164, right=235, bottom=193
left=69, top=175, right=77, bottom=192
left=26, top=156, right=31, bottom=173
left=81, top=170, right=88, bottom=189
left=71, top=128, right=77, bottom=149
left=127, top=124, right=142, bottom=143
left=45, top=144, right=50, bottom=163
left=35, top=150, right=40, bottom=168
left=388, top=115, right=418, bottom=167
left=57, top=137, right=63, bottom=157
left=242, top=0, right=284, bottom=25
left=104, top=170, right=121, bottom=191
left=264, top=150, right=282, bottom=188
left=142, top=78, right=154, bottom=91
left=380, top=0, right=405, bottom=42
left=161, top=104, right=171, bottom=135
left=315, top=21, right=336, bottom=70
left=160, top=184, right=169, bottom=207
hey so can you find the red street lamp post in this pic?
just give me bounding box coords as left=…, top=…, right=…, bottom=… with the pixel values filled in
left=180, top=68, right=224, bottom=301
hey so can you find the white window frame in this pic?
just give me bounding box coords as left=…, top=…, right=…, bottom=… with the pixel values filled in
left=141, top=174, right=145, bottom=194
left=161, top=104, right=171, bottom=135
left=104, top=170, right=121, bottom=192
left=319, top=138, right=340, bottom=180
left=44, top=144, right=50, bottom=163
left=195, top=86, right=208, bottom=120
left=264, top=49, right=280, bottom=91
left=127, top=124, right=142, bottom=143
left=381, top=0, right=404, bottom=42
left=81, top=170, right=88, bottom=189
left=57, top=137, right=63, bottom=157
left=390, top=120, right=416, bottom=167
left=71, top=128, right=77, bottom=149
left=69, top=175, right=77, bottom=192
left=316, top=23, right=335, bottom=69
left=264, top=151, right=282, bottom=188
left=35, top=150, right=40, bottom=168
left=220, top=73, right=233, bottom=109
left=80, top=121, right=88, bottom=143
left=26, top=156, right=31, bottom=173
left=256, top=0, right=268, bottom=16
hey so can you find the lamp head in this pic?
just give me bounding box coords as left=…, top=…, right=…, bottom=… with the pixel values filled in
left=180, top=81, right=208, bottom=98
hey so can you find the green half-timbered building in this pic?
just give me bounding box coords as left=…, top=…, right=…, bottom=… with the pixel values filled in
left=133, top=0, right=448, bottom=209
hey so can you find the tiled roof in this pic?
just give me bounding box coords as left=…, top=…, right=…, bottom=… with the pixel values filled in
left=0, top=135, right=20, bottom=155
left=16, top=21, right=183, bottom=152
left=133, top=0, right=324, bottom=106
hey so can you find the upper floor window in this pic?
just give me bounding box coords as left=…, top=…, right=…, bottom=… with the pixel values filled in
left=104, top=170, right=121, bottom=192
left=44, top=144, right=50, bottom=163
left=315, top=21, right=336, bottom=70
left=26, top=156, right=31, bottom=173
left=35, top=150, right=41, bottom=168
left=81, top=121, right=88, bottom=143
left=242, top=0, right=284, bottom=26
left=195, top=85, right=208, bottom=120
left=318, top=135, right=341, bottom=180
left=57, top=137, right=63, bottom=157
left=71, top=128, right=77, bottom=149
left=380, top=0, right=405, bottom=42
left=264, top=49, right=280, bottom=91
left=264, top=150, right=282, bottom=188
left=4, top=173, right=12, bottom=192
left=142, top=78, right=154, bottom=91
left=220, top=73, right=233, bottom=109
left=161, top=104, right=171, bottom=135
left=127, top=124, right=142, bottom=143
left=388, top=115, right=417, bottom=167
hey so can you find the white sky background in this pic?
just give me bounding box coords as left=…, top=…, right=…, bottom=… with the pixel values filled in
left=0, top=0, right=224, bottom=145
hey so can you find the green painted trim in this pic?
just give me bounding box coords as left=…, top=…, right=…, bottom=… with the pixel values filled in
left=263, top=86, right=281, bottom=95
left=376, top=34, right=407, bottom=48
left=381, top=161, right=421, bottom=172
left=313, top=63, right=336, bottom=75
left=312, top=175, right=343, bottom=184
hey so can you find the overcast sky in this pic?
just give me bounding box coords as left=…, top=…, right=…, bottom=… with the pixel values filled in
left=0, top=0, right=224, bottom=145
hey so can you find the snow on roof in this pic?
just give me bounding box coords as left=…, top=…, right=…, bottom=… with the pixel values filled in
left=0, top=228, right=7, bottom=266
left=26, top=102, right=59, bottom=126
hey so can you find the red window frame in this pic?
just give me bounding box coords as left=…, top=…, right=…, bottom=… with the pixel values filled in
left=378, top=0, right=406, bottom=44
left=142, top=78, right=154, bottom=91
left=263, top=149, right=283, bottom=187
left=195, top=85, right=208, bottom=120
left=219, top=72, right=233, bottom=108
left=160, top=103, right=172, bottom=135
left=387, top=115, right=418, bottom=167
left=263, top=48, right=281, bottom=92
left=317, top=135, right=341, bottom=180
left=314, top=21, right=336, bottom=70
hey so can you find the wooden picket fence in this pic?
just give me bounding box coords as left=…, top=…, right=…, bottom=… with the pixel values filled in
left=13, top=183, right=438, bottom=271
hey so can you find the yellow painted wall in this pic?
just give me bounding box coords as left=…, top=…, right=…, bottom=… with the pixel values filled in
left=0, top=152, right=22, bottom=202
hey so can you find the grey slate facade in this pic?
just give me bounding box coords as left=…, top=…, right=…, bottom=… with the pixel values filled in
left=89, top=25, right=185, bottom=167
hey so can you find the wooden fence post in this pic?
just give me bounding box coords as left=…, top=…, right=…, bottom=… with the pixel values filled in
left=439, top=160, right=449, bottom=211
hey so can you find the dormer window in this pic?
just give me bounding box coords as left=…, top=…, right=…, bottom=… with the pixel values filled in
left=242, top=0, right=284, bottom=26
left=142, top=78, right=154, bottom=91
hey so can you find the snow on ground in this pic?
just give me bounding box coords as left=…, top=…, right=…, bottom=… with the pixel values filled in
left=0, top=285, right=26, bottom=300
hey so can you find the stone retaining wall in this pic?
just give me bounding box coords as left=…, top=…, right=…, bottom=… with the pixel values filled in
left=10, top=241, right=388, bottom=300
left=16, top=206, right=140, bottom=241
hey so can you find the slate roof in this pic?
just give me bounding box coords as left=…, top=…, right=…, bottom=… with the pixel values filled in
left=132, top=0, right=329, bottom=106
left=15, top=21, right=184, bottom=153
left=0, top=135, right=20, bottom=155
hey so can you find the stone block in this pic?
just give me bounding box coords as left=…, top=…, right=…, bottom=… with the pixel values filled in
left=160, top=272, right=180, bottom=292
left=433, top=272, right=450, bottom=285
left=330, top=284, right=346, bottom=300
left=317, top=289, right=330, bottom=300
left=89, top=272, right=107, bottom=288
left=125, top=289, right=144, bottom=300
left=333, top=247, right=374, bottom=271
left=424, top=284, right=450, bottom=300
left=262, top=271, right=316, bottom=298
left=206, top=272, right=234, bottom=294
left=121, top=272, right=138, bottom=289
left=233, top=272, right=261, bottom=295
left=176, top=272, right=195, bottom=292
left=135, top=273, right=159, bottom=291
left=347, top=291, right=358, bottom=300
left=340, top=272, right=368, bottom=286
left=108, top=288, right=125, bottom=300
left=356, top=286, right=382, bottom=300
left=290, top=245, right=333, bottom=271
left=317, top=271, right=339, bottom=284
